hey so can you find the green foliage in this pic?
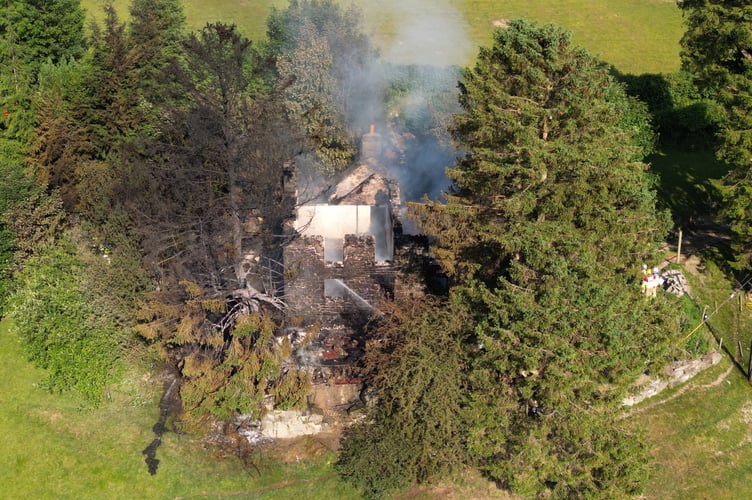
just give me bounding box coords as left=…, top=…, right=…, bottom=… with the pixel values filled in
left=85, top=4, right=144, bottom=145
left=7, top=239, right=122, bottom=402
left=184, top=22, right=256, bottom=106
left=679, top=0, right=752, bottom=269
left=0, top=130, right=35, bottom=314
left=338, top=299, right=470, bottom=497
left=490, top=412, right=648, bottom=497
left=277, top=18, right=354, bottom=174
left=2, top=191, right=66, bottom=260
left=268, top=0, right=379, bottom=173
left=0, top=0, right=85, bottom=79
left=128, top=0, right=187, bottom=106
left=408, top=20, right=677, bottom=496
left=29, top=57, right=98, bottom=210
left=83, top=0, right=685, bottom=74
left=129, top=0, right=185, bottom=47
left=423, top=20, right=670, bottom=282
left=619, top=70, right=724, bottom=146
left=337, top=421, right=414, bottom=498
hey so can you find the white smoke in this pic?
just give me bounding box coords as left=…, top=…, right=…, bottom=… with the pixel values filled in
left=372, top=0, right=473, bottom=66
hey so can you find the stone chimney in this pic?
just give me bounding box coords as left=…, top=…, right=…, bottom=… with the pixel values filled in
left=361, top=124, right=381, bottom=161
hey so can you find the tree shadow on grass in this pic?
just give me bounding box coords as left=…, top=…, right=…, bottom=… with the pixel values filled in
left=615, top=70, right=730, bottom=226
left=647, top=145, right=730, bottom=226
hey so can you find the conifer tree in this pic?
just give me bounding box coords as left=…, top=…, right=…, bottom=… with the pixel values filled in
left=128, top=0, right=186, bottom=106
left=410, top=20, right=677, bottom=496
left=267, top=0, right=377, bottom=174
left=679, top=0, right=752, bottom=268
left=0, top=0, right=85, bottom=80
left=337, top=299, right=470, bottom=497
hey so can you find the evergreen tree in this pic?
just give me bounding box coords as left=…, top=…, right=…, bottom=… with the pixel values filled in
left=124, top=23, right=307, bottom=428
left=267, top=0, right=378, bottom=174
left=411, top=20, right=676, bottom=496
left=277, top=18, right=354, bottom=174
left=679, top=0, right=752, bottom=268
left=0, top=0, right=85, bottom=312
left=0, top=0, right=85, bottom=80
left=128, top=0, right=186, bottom=106
left=125, top=22, right=296, bottom=290
left=337, top=299, right=470, bottom=497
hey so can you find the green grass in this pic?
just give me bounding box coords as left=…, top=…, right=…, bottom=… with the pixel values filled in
left=0, top=320, right=358, bottom=499
left=81, top=0, right=287, bottom=43
left=682, top=260, right=752, bottom=376
left=628, top=249, right=752, bottom=498
left=631, top=356, right=752, bottom=499
left=81, top=0, right=684, bottom=73
left=463, top=0, right=683, bottom=73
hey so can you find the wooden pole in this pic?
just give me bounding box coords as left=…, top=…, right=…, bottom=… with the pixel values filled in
left=748, top=338, right=752, bottom=382
left=737, top=339, right=743, bottom=363
left=677, top=228, right=683, bottom=265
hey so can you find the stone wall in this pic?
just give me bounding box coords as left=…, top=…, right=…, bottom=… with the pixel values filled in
left=284, top=234, right=394, bottom=328
left=622, top=351, right=723, bottom=406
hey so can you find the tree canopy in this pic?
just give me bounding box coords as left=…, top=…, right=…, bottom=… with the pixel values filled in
left=401, top=20, right=677, bottom=497
left=1, top=1, right=309, bottom=418
left=267, top=0, right=378, bottom=174
left=0, top=0, right=85, bottom=80
left=679, top=0, right=752, bottom=268
left=337, top=298, right=471, bottom=497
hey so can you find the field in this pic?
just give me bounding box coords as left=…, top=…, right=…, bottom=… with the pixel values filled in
left=0, top=321, right=358, bottom=499
left=80, top=0, right=684, bottom=73
left=629, top=355, right=752, bottom=498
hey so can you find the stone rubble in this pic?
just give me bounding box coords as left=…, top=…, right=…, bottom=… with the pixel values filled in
left=661, top=269, right=689, bottom=297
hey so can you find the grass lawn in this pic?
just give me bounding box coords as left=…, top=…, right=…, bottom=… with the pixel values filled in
left=81, top=0, right=683, bottom=74
left=682, top=259, right=752, bottom=379
left=625, top=242, right=752, bottom=498
left=81, top=0, right=287, bottom=44
left=630, top=355, right=752, bottom=499
left=0, top=320, right=358, bottom=499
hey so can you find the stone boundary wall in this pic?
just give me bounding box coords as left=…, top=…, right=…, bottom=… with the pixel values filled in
left=623, top=351, right=722, bottom=407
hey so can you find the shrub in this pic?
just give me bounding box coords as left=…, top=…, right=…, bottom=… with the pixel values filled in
left=7, top=238, right=122, bottom=403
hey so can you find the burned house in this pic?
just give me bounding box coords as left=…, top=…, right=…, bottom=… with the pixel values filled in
left=282, top=126, right=428, bottom=389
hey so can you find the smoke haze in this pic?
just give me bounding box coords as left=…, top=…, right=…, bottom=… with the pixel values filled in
left=360, top=0, right=470, bottom=201
left=363, top=0, right=473, bottom=66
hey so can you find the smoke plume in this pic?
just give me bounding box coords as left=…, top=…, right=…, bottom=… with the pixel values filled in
left=375, top=0, right=473, bottom=66
left=358, top=0, right=472, bottom=201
